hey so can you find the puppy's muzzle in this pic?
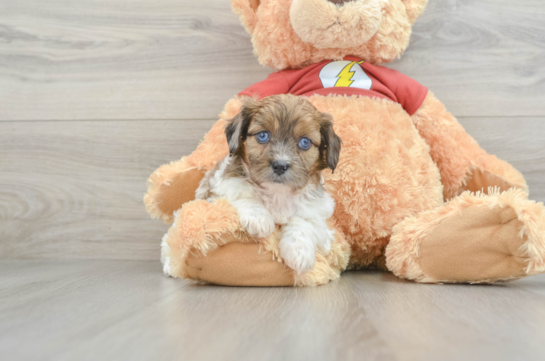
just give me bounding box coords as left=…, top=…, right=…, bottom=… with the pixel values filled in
left=272, top=161, right=290, bottom=176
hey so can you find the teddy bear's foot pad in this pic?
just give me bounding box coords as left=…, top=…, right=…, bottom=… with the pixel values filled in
left=387, top=189, right=545, bottom=284
left=185, top=242, right=296, bottom=287
left=419, top=205, right=529, bottom=283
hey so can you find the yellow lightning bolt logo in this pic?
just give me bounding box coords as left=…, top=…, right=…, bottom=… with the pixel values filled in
left=334, top=60, right=365, bottom=87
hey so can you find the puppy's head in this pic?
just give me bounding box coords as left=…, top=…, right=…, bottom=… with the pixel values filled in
left=225, top=94, right=341, bottom=189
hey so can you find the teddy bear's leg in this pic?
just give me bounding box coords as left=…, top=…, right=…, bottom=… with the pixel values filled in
left=386, top=188, right=545, bottom=284
left=162, top=198, right=351, bottom=286
left=412, top=92, right=528, bottom=200
left=144, top=98, right=243, bottom=224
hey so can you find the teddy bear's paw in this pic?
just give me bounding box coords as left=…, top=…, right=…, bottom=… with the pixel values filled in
left=279, top=231, right=316, bottom=275
left=388, top=188, right=545, bottom=284
left=239, top=207, right=275, bottom=239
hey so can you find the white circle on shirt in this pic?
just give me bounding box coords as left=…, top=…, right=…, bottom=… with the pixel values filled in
left=319, top=61, right=373, bottom=90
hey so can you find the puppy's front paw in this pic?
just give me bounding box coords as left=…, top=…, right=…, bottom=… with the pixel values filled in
left=161, top=235, right=174, bottom=277
left=163, top=258, right=173, bottom=277
left=316, top=228, right=335, bottom=255
left=279, top=231, right=316, bottom=275
left=239, top=208, right=275, bottom=239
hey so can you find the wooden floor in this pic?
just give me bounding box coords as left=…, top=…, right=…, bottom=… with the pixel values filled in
left=1, top=259, right=545, bottom=361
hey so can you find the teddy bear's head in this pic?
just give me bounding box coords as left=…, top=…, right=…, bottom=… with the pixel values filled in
left=232, top=0, right=428, bottom=70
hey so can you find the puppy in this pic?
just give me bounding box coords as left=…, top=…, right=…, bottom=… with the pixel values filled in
left=195, top=94, right=341, bottom=274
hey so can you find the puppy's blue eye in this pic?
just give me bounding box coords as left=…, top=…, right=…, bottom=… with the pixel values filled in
left=256, top=131, right=270, bottom=144
left=298, top=137, right=312, bottom=150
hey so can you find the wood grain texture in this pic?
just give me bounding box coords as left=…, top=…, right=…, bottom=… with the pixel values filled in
left=0, top=117, right=543, bottom=261
left=396, top=0, right=545, bottom=117
left=0, top=0, right=262, bottom=121
left=459, top=117, right=545, bottom=201
left=0, top=119, right=215, bottom=260
left=1, top=260, right=545, bottom=361
left=1, top=0, right=545, bottom=121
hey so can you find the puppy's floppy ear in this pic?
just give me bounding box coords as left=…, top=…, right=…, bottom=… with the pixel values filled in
left=225, top=112, right=245, bottom=156
left=319, top=113, right=342, bottom=172
left=225, top=98, right=259, bottom=156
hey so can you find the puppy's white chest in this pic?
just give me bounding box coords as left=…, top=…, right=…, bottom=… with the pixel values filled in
left=258, top=185, right=299, bottom=225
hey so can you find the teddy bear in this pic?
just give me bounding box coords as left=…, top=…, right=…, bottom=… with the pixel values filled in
left=144, top=0, right=545, bottom=286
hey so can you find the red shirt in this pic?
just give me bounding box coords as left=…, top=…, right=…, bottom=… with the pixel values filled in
left=239, top=56, right=428, bottom=116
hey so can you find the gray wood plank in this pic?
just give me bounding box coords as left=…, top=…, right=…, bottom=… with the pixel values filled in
left=0, top=119, right=215, bottom=260
left=1, top=0, right=545, bottom=121
left=392, top=0, right=545, bottom=117
left=0, top=0, right=263, bottom=121
left=0, top=260, right=186, bottom=361
left=459, top=117, right=545, bottom=201
left=347, top=272, right=545, bottom=361
left=55, top=273, right=396, bottom=361
left=1, top=260, right=544, bottom=361
left=0, top=117, right=543, bottom=261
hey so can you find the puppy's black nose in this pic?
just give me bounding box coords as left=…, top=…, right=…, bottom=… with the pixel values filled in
left=272, top=161, right=290, bottom=175
left=327, top=0, right=355, bottom=5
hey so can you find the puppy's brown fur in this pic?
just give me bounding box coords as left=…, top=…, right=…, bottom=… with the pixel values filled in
left=224, top=94, right=341, bottom=190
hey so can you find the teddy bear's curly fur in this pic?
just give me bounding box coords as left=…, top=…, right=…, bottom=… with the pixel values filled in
left=144, top=0, right=545, bottom=286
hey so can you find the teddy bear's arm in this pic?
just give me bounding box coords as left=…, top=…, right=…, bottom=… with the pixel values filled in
left=144, top=97, right=244, bottom=224
left=411, top=92, right=528, bottom=200
left=161, top=197, right=350, bottom=286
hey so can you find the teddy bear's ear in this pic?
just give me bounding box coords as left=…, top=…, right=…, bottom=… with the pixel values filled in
left=231, top=0, right=261, bottom=34
left=402, top=0, right=428, bottom=25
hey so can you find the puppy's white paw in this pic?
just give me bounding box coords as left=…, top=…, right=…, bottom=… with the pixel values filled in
left=161, top=234, right=174, bottom=277
left=239, top=207, right=275, bottom=239
left=163, top=258, right=173, bottom=277
left=316, top=228, right=335, bottom=255
left=279, top=231, right=316, bottom=275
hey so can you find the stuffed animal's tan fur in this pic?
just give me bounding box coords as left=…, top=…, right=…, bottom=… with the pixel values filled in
left=145, top=0, right=545, bottom=286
